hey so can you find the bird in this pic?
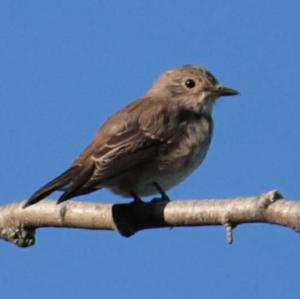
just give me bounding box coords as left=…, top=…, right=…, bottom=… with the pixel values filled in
left=23, top=64, right=239, bottom=208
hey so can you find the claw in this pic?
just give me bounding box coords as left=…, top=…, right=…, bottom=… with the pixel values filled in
left=153, top=182, right=170, bottom=202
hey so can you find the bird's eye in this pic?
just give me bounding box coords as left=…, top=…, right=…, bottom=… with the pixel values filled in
left=185, top=79, right=195, bottom=88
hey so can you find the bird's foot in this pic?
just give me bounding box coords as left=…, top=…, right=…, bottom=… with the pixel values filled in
left=130, top=192, right=145, bottom=204
left=152, top=182, right=170, bottom=203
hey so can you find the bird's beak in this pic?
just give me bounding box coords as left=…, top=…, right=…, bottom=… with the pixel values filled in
left=214, top=85, right=239, bottom=97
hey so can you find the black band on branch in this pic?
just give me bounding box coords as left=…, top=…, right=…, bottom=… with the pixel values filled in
left=112, top=199, right=169, bottom=237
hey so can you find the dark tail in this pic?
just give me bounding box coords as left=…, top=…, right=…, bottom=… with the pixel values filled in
left=23, top=166, right=83, bottom=208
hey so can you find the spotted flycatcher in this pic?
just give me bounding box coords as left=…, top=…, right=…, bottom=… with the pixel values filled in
left=24, top=65, right=239, bottom=208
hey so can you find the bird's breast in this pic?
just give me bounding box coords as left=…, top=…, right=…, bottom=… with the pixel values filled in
left=133, top=114, right=213, bottom=196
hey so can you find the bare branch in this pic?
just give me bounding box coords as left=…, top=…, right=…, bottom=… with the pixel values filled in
left=1, top=190, right=300, bottom=248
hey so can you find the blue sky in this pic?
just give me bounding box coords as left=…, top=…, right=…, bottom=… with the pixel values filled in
left=1, top=1, right=300, bottom=298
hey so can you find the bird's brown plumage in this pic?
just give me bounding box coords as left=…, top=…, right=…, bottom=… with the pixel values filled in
left=24, top=65, right=238, bottom=208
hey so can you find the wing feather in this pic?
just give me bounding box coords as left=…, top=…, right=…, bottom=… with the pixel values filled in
left=74, top=97, right=183, bottom=187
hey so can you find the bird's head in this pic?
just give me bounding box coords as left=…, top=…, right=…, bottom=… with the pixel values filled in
left=147, top=65, right=239, bottom=113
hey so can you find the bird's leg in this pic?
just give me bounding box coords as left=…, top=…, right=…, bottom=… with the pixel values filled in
left=152, top=182, right=170, bottom=202
left=130, top=192, right=143, bottom=203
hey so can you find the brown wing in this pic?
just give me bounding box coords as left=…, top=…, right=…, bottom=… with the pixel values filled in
left=25, top=96, right=185, bottom=207
left=75, top=96, right=184, bottom=188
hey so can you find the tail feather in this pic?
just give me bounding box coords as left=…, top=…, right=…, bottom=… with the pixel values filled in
left=56, top=163, right=95, bottom=204
left=23, top=166, right=81, bottom=208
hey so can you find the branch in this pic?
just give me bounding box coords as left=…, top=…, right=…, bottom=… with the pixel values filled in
left=1, top=190, right=299, bottom=248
